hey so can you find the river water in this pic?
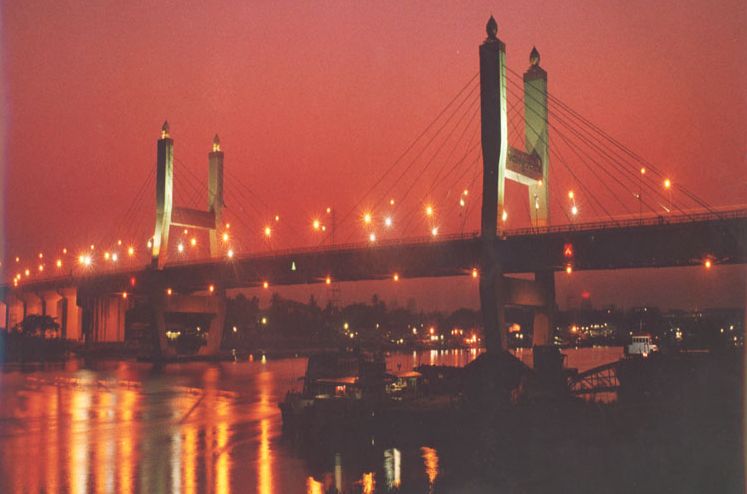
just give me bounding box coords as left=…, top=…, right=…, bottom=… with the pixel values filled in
left=0, top=347, right=622, bottom=493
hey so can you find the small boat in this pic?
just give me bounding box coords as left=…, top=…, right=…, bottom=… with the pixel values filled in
left=625, top=333, right=658, bottom=357
left=279, top=350, right=425, bottom=431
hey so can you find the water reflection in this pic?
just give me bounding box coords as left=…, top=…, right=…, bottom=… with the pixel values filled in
left=383, top=448, right=401, bottom=489
left=421, top=446, right=440, bottom=490
left=0, top=348, right=623, bottom=492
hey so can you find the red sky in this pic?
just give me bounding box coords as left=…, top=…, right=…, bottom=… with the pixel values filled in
left=1, top=1, right=745, bottom=310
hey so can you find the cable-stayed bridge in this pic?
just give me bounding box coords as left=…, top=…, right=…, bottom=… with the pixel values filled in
left=2, top=17, right=745, bottom=360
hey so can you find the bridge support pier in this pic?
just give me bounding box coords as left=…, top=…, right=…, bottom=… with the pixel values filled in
left=531, top=270, right=555, bottom=346
left=57, top=288, right=82, bottom=341
left=150, top=289, right=227, bottom=359
left=78, top=292, right=129, bottom=344
left=3, top=294, right=25, bottom=331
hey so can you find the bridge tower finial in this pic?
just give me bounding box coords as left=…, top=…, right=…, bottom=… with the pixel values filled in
left=486, top=15, right=498, bottom=40
left=161, top=120, right=170, bottom=139
left=530, top=46, right=540, bottom=66
left=212, top=134, right=221, bottom=152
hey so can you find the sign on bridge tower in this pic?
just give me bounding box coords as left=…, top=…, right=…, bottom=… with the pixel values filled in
left=151, top=123, right=225, bottom=269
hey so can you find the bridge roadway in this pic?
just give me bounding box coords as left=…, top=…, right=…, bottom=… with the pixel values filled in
left=3, top=209, right=745, bottom=299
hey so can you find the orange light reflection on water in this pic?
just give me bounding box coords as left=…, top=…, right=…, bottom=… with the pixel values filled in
left=421, top=446, right=439, bottom=488
left=306, top=476, right=324, bottom=494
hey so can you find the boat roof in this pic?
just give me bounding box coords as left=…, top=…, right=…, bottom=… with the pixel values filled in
left=314, top=376, right=358, bottom=385
left=389, top=371, right=422, bottom=379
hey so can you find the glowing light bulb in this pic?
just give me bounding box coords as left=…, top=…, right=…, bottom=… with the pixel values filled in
left=104, top=252, right=110, bottom=260
left=111, top=253, right=118, bottom=262
left=501, top=210, right=508, bottom=222
left=128, top=246, right=135, bottom=256
left=704, top=259, right=712, bottom=269
left=431, top=226, right=439, bottom=237
left=222, top=232, right=229, bottom=242
left=640, top=167, right=646, bottom=175
left=225, top=223, right=231, bottom=229
left=264, top=226, right=272, bottom=237
left=571, top=205, right=578, bottom=216
left=664, top=178, right=671, bottom=189
left=167, top=288, right=173, bottom=296
left=275, top=215, right=280, bottom=222
left=363, top=213, right=372, bottom=224
left=62, top=247, right=68, bottom=254
left=369, top=232, right=377, bottom=242
left=117, top=240, right=122, bottom=246
left=389, top=198, right=395, bottom=206
left=326, top=207, right=332, bottom=214
left=384, top=216, right=393, bottom=227
left=177, top=243, right=184, bottom=253
left=565, top=264, right=573, bottom=274
left=472, top=268, right=478, bottom=278
left=459, top=198, right=465, bottom=207
left=263, top=281, right=269, bottom=289
left=227, top=249, right=234, bottom=259
left=122, top=292, right=128, bottom=299
left=24, top=269, right=30, bottom=276
left=38, top=264, right=44, bottom=272
left=568, top=191, right=574, bottom=200
left=425, top=205, right=434, bottom=217
left=209, top=284, right=215, bottom=293
left=15, top=257, right=20, bottom=263
left=325, top=276, right=331, bottom=285
left=313, top=219, right=321, bottom=230
left=190, top=237, right=197, bottom=247
left=463, top=189, right=469, bottom=196
left=56, top=259, right=62, bottom=268
left=38, top=253, right=43, bottom=259
left=393, top=273, right=399, bottom=282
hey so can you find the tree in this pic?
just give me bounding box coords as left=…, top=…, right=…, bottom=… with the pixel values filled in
left=15, top=314, right=60, bottom=338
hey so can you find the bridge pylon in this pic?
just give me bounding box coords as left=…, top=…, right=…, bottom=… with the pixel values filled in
left=479, top=16, right=557, bottom=355
left=150, top=123, right=225, bottom=269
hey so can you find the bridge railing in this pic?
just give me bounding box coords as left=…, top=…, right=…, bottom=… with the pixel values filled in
left=6, top=207, right=746, bottom=285
left=503, top=207, right=747, bottom=237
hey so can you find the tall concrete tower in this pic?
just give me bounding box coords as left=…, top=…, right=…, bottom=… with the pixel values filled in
left=480, top=15, right=509, bottom=240
left=151, top=121, right=174, bottom=269
left=524, top=47, right=550, bottom=227
left=208, top=134, right=224, bottom=256
left=479, top=16, right=509, bottom=353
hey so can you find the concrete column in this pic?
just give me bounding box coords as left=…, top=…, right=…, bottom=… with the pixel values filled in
left=532, top=271, right=556, bottom=346
left=91, top=295, right=128, bottom=343
left=151, top=121, right=174, bottom=269
left=2, top=300, right=8, bottom=331
left=200, top=291, right=226, bottom=356
left=152, top=290, right=176, bottom=360
left=59, top=288, right=82, bottom=341
left=19, top=293, right=43, bottom=319
left=38, top=292, right=63, bottom=337
left=41, top=292, right=62, bottom=322
left=5, top=295, right=25, bottom=331
left=208, top=135, right=224, bottom=257
left=524, top=47, right=550, bottom=227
